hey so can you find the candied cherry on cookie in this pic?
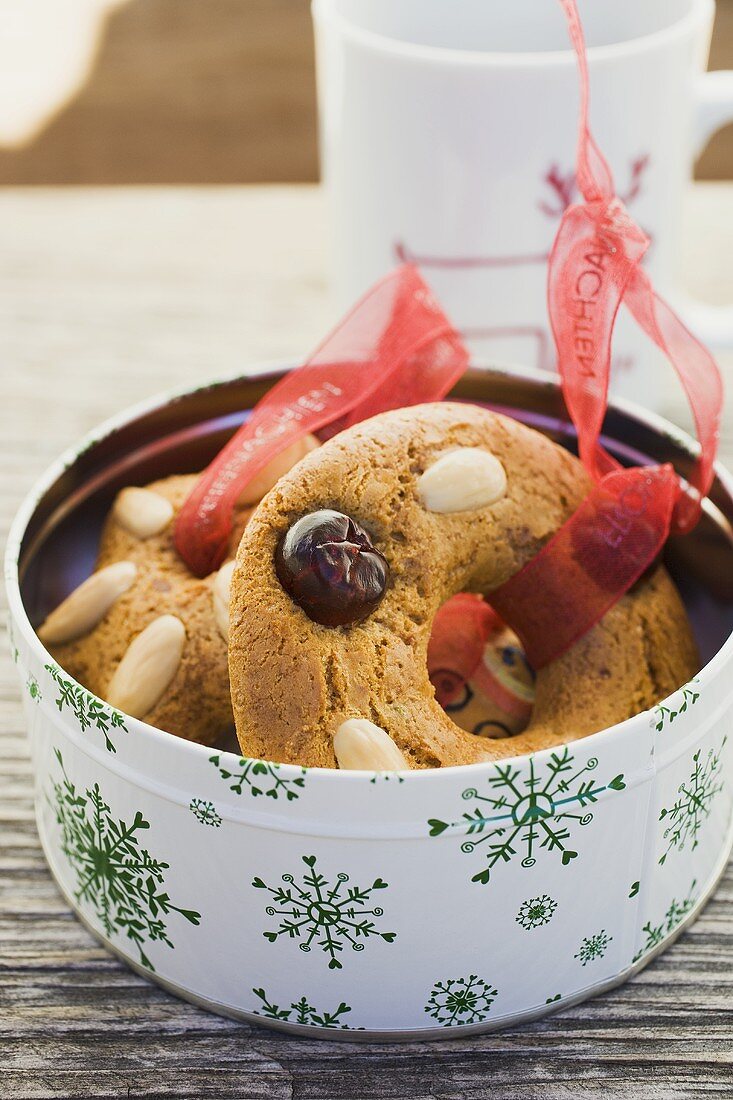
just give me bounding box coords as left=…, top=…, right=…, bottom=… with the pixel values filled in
left=275, top=510, right=389, bottom=627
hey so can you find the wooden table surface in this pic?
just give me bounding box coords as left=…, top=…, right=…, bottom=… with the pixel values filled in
left=1, top=185, right=732, bottom=1099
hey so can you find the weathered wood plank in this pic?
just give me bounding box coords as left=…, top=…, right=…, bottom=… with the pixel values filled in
left=0, top=186, right=731, bottom=1099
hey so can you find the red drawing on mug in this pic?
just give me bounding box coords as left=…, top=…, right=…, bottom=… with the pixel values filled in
left=538, top=155, right=650, bottom=216
left=538, top=164, right=577, bottom=217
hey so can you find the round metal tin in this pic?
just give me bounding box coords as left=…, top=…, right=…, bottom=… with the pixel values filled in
left=6, top=364, right=733, bottom=1039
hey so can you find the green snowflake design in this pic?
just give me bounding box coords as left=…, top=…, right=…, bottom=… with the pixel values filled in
left=633, top=880, right=697, bottom=963
left=425, top=975, right=498, bottom=1027
left=253, top=854, right=396, bottom=970
left=252, top=987, right=355, bottom=1029
left=209, top=753, right=306, bottom=801
left=428, top=749, right=626, bottom=885
left=658, top=738, right=727, bottom=865
left=188, top=798, right=222, bottom=828
left=574, top=929, right=612, bottom=966
left=45, top=663, right=126, bottom=753
left=515, top=893, right=558, bottom=931
left=26, top=674, right=41, bottom=702
left=369, top=772, right=405, bottom=785
left=49, top=749, right=201, bottom=970
left=651, top=679, right=701, bottom=732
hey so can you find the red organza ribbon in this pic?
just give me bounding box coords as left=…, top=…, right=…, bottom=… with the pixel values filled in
left=487, top=0, right=722, bottom=669
left=175, top=264, right=468, bottom=576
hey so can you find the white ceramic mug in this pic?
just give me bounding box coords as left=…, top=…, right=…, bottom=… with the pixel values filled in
left=312, top=0, right=733, bottom=405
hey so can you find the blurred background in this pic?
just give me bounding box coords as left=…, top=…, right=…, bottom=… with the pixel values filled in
left=0, top=0, right=731, bottom=185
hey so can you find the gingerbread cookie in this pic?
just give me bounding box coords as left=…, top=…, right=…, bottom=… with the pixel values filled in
left=38, top=435, right=318, bottom=747
left=229, top=402, right=698, bottom=769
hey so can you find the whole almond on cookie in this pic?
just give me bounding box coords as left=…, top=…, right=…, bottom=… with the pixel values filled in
left=213, top=560, right=235, bottom=642
left=334, top=719, right=409, bottom=771
left=417, top=448, right=507, bottom=513
left=38, top=561, right=137, bottom=646
left=113, top=487, right=175, bottom=539
left=106, top=614, right=185, bottom=719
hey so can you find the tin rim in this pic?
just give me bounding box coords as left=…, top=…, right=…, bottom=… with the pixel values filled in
left=6, top=360, right=733, bottom=787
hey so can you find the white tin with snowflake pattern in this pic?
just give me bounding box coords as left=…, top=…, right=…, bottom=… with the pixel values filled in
left=6, top=366, right=733, bottom=1038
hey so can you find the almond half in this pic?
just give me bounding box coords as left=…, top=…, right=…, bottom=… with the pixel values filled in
left=237, top=433, right=320, bottom=506
left=106, top=614, right=185, bottom=719
left=417, top=447, right=507, bottom=514
left=213, top=560, right=235, bottom=642
left=113, top=487, right=174, bottom=539
left=38, top=561, right=137, bottom=646
left=334, top=718, right=409, bottom=771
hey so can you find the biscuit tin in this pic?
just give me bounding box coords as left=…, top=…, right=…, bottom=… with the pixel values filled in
left=6, top=365, right=733, bottom=1038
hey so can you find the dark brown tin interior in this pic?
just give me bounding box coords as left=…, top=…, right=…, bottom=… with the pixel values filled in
left=17, top=366, right=733, bottom=668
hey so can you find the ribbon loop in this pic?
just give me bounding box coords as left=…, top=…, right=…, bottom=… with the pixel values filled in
left=489, top=466, right=679, bottom=669
left=549, top=196, right=647, bottom=482
left=175, top=264, right=468, bottom=576
left=488, top=0, right=722, bottom=668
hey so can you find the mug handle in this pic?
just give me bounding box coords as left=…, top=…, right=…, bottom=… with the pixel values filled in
left=673, top=70, right=733, bottom=348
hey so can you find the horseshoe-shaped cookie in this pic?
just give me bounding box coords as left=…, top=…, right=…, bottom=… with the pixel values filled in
left=229, top=403, right=697, bottom=769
